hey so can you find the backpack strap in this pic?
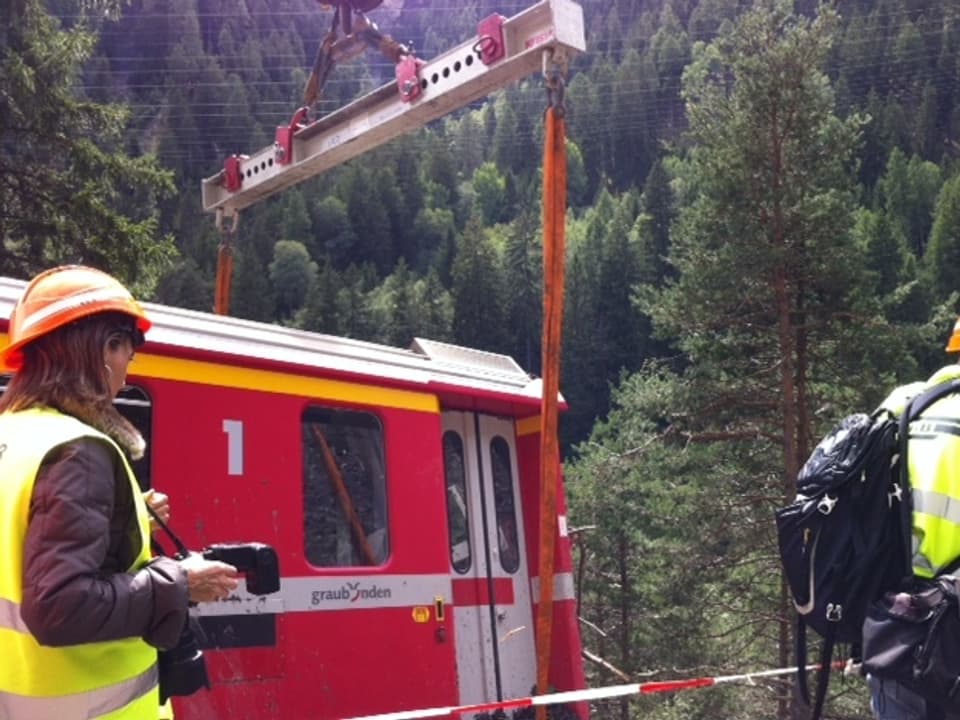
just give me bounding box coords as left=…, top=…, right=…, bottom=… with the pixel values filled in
left=809, top=627, right=835, bottom=720
left=794, top=615, right=837, bottom=720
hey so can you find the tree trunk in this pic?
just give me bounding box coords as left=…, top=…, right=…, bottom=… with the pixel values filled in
left=769, top=110, right=802, bottom=720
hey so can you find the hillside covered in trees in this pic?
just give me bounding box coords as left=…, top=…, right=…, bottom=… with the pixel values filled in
left=4, top=0, right=960, bottom=717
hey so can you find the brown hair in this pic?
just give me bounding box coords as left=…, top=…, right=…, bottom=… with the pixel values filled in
left=0, top=311, right=146, bottom=458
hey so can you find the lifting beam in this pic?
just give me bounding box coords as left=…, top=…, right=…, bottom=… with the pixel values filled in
left=200, top=0, right=585, bottom=218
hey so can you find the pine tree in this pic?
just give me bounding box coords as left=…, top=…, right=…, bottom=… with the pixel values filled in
left=413, top=207, right=456, bottom=281
left=311, top=196, right=358, bottom=268
left=450, top=215, right=506, bottom=352
left=926, top=174, right=960, bottom=304
left=571, top=6, right=887, bottom=718
left=412, top=269, right=454, bottom=343
left=470, top=162, right=507, bottom=226
left=269, top=240, right=318, bottom=319
left=501, top=210, right=542, bottom=373
left=0, top=0, right=176, bottom=289
left=367, top=259, right=418, bottom=347
left=296, top=258, right=344, bottom=335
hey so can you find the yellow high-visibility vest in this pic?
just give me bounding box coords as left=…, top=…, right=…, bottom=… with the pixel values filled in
left=0, top=407, right=160, bottom=719
left=883, top=365, right=960, bottom=578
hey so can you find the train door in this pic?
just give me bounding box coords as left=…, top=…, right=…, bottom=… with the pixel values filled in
left=442, top=412, right=537, bottom=706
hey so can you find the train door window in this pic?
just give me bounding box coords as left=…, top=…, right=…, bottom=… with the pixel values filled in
left=490, top=436, right=520, bottom=573
left=443, top=430, right=472, bottom=573
left=303, top=406, right=389, bottom=567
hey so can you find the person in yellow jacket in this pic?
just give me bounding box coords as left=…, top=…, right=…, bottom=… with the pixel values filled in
left=0, top=266, right=239, bottom=720
left=867, top=318, right=960, bottom=720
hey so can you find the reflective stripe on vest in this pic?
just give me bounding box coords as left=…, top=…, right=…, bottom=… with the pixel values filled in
left=0, top=663, right=158, bottom=720
left=914, top=488, right=960, bottom=526
left=0, top=596, right=29, bottom=634
left=0, top=408, right=158, bottom=718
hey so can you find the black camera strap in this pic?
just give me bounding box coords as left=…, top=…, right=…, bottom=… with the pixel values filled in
left=145, top=502, right=191, bottom=558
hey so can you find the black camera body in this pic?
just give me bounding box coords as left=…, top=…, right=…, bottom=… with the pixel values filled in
left=158, top=542, right=280, bottom=703
left=202, top=542, right=280, bottom=595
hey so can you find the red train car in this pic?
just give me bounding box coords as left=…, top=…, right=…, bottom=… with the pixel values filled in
left=0, top=277, right=586, bottom=720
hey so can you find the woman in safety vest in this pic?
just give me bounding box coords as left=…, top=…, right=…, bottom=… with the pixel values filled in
left=0, top=265, right=239, bottom=719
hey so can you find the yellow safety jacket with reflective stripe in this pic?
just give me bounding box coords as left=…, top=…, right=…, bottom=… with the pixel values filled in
left=0, top=407, right=160, bottom=719
left=882, top=365, right=960, bottom=578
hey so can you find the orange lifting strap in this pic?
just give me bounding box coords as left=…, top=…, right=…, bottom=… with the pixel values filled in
left=535, top=88, right=567, bottom=715
left=214, top=244, right=233, bottom=316
left=214, top=209, right=237, bottom=315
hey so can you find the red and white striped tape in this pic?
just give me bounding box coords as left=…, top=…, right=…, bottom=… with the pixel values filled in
left=340, top=663, right=846, bottom=720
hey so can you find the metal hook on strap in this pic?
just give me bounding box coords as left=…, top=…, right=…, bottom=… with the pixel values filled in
left=214, top=208, right=239, bottom=316
left=542, top=48, right=568, bottom=118
left=215, top=207, right=240, bottom=236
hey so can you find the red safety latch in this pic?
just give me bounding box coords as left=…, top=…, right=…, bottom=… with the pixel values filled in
left=274, top=107, right=310, bottom=166
left=396, top=55, right=423, bottom=103
left=223, top=155, right=246, bottom=192
left=477, top=14, right=506, bottom=65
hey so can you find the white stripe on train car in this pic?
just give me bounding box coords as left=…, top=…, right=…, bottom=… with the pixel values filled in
left=191, top=573, right=576, bottom=616
left=530, top=572, right=576, bottom=602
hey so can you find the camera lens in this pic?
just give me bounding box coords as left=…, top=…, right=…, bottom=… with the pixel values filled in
left=157, top=620, right=210, bottom=703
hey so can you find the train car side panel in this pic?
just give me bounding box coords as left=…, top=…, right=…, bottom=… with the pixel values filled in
left=515, top=425, right=587, bottom=717
left=133, top=368, right=458, bottom=719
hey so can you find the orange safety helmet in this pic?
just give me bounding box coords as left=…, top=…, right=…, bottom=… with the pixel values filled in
left=948, top=316, right=960, bottom=354
left=1, top=265, right=151, bottom=370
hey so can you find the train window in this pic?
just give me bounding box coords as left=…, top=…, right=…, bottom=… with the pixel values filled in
left=490, top=436, right=520, bottom=574
left=0, top=376, right=153, bottom=491
left=115, top=385, right=153, bottom=491
left=443, top=431, right=472, bottom=574
left=302, top=407, right=389, bottom=567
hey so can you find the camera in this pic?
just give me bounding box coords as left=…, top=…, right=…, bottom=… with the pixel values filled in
left=157, top=542, right=280, bottom=703
left=203, top=542, right=280, bottom=595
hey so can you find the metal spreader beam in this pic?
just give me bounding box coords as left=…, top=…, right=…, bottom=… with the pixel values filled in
left=201, top=0, right=585, bottom=217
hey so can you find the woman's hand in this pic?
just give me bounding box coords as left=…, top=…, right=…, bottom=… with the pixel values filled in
left=178, top=554, right=240, bottom=603
left=143, top=489, right=170, bottom=531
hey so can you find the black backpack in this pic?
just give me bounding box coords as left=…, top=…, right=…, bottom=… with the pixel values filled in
left=775, top=379, right=960, bottom=720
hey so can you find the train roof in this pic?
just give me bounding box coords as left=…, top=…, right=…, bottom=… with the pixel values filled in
left=0, top=276, right=551, bottom=408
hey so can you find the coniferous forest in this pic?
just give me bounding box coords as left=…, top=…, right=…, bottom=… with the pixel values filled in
left=5, top=0, right=960, bottom=717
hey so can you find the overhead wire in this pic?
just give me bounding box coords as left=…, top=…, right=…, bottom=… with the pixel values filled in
left=66, top=1, right=960, bottom=165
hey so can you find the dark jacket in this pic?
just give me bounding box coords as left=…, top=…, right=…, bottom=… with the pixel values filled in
left=20, top=437, right=189, bottom=649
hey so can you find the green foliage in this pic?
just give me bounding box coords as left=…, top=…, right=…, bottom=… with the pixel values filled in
left=501, top=211, right=542, bottom=373
left=926, top=174, right=960, bottom=305
left=367, top=260, right=454, bottom=347
left=561, top=190, right=650, bottom=449
left=568, top=5, right=925, bottom=717
left=269, top=240, right=317, bottom=319
left=413, top=207, right=457, bottom=281
left=451, top=215, right=506, bottom=353
left=568, top=368, right=794, bottom=719
left=366, top=259, right=419, bottom=347
left=0, top=0, right=176, bottom=290
left=154, top=257, right=212, bottom=311
left=311, top=196, right=358, bottom=268
left=470, top=162, right=507, bottom=226
left=878, top=149, right=942, bottom=256
left=565, top=140, right=589, bottom=209
left=229, top=236, right=274, bottom=322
